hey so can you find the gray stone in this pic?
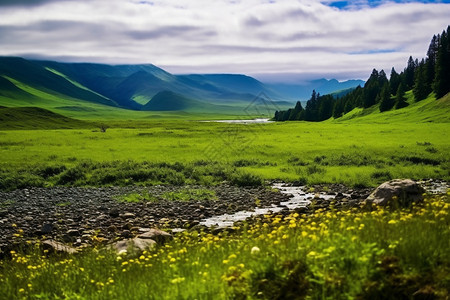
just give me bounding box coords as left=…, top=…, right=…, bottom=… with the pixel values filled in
left=121, top=230, right=132, bottom=238
left=114, top=237, right=156, bottom=254
left=365, top=179, right=425, bottom=207
left=41, top=223, right=54, bottom=234
left=138, top=229, right=173, bottom=244
left=120, top=212, right=135, bottom=219
left=67, top=229, right=80, bottom=236
left=42, top=240, right=77, bottom=254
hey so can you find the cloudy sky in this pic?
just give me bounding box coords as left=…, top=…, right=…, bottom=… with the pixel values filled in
left=0, top=0, right=449, bottom=82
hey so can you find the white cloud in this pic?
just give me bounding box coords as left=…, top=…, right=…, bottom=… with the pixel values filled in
left=0, top=0, right=448, bottom=80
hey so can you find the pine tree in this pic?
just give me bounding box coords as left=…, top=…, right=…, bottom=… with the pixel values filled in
left=426, top=34, right=439, bottom=93
left=395, top=82, right=409, bottom=109
left=333, top=97, right=345, bottom=118
left=389, top=67, right=401, bottom=96
left=378, top=69, right=388, bottom=87
left=294, top=101, right=304, bottom=120
left=317, top=95, right=334, bottom=121
left=434, top=26, right=450, bottom=98
left=404, top=56, right=416, bottom=89
left=304, top=90, right=319, bottom=121
left=363, top=69, right=380, bottom=108
left=379, top=82, right=394, bottom=112
left=413, top=59, right=429, bottom=101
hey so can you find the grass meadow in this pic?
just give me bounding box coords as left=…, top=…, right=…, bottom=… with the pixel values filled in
left=0, top=119, right=448, bottom=190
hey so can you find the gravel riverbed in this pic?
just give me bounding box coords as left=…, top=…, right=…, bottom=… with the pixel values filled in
left=0, top=179, right=446, bottom=254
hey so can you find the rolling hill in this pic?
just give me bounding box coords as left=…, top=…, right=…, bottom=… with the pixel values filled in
left=0, top=106, right=92, bottom=129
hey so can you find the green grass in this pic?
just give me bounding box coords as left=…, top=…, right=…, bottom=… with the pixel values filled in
left=0, top=117, right=448, bottom=190
left=162, top=188, right=217, bottom=202
left=1, top=193, right=448, bottom=299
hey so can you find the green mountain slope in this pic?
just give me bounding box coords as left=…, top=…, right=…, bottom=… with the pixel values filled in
left=35, top=60, right=284, bottom=109
left=0, top=57, right=115, bottom=107
left=142, top=90, right=201, bottom=111
left=0, top=106, right=91, bottom=129
left=141, top=90, right=243, bottom=113
left=334, top=92, right=450, bottom=123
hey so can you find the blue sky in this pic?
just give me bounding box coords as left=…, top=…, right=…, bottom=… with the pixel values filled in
left=0, top=0, right=449, bottom=81
left=324, top=0, right=450, bottom=9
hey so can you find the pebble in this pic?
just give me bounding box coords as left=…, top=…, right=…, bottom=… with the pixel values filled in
left=0, top=184, right=290, bottom=252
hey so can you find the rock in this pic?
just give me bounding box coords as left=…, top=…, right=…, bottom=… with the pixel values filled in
left=114, top=237, right=156, bottom=254
left=138, top=229, right=173, bottom=244
left=120, top=212, right=135, bottom=219
left=365, top=179, right=425, bottom=207
left=42, top=240, right=77, bottom=254
left=41, top=223, right=54, bottom=234
left=109, top=209, right=120, bottom=218
left=67, top=229, right=80, bottom=237
left=121, top=230, right=132, bottom=238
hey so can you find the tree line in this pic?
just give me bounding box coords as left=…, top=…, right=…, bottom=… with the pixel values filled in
left=274, top=26, right=450, bottom=122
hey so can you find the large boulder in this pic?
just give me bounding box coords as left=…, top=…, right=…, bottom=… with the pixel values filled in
left=138, top=229, right=173, bottom=244
left=42, top=240, right=77, bottom=255
left=114, top=238, right=157, bottom=254
left=365, top=179, right=425, bottom=207
left=113, top=229, right=172, bottom=254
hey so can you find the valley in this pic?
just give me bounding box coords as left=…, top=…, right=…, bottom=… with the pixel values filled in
left=0, top=18, right=449, bottom=300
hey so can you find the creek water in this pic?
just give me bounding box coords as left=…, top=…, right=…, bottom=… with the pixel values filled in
left=204, top=118, right=272, bottom=124
left=199, top=183, right=336, bottom=228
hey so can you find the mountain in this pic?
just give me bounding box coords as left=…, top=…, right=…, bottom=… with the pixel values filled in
left=0, top=56, right=363, bottom=116
left=0, top=57, right=115, bottom=106
left=266, top=78, right=365, bottom=101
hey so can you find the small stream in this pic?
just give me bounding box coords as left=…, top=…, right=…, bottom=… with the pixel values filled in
left=199, top=184, right=335, bottom=228
left=204, top=118, right=273, bottom=124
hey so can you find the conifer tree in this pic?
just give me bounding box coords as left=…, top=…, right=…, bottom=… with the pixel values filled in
left=426, top=34, right=439, bottom=92
left=363, top=69, right=380, bottom=108
left=404, top=56, right=416, bottom=89
left=379, top=82, right=394, bottom=112
left=395, top=82, right=409, bottom=109
left=434, top=26, right=450, bottom=98
left=413, top=59, right=429, bottom=101
left=304, top=90, right=319, bottom=121
left=389, top=67, right=401, bottom=96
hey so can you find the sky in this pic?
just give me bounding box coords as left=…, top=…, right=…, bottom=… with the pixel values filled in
left=0, top=0, right=449, bottom=82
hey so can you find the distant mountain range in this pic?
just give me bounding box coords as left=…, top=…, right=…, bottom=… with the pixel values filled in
left=266, top=79, right=365, bottom=101
left=0, top=57, right=364, bottom=114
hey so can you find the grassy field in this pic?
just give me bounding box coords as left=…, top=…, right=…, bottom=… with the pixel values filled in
left=0, top=115, right=448, bottom=190
left=1, top=193, right=448, bottom=299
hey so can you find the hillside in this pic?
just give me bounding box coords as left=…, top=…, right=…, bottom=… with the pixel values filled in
left=0, top=106, right=91, bottom=129
left=0, top=57, right=115, bottom=107
left=335, top=92, right=450, bottom=123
